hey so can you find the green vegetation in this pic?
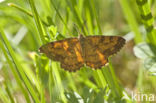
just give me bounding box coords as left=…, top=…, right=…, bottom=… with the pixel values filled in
left=0, top=0, right=156, bottom=103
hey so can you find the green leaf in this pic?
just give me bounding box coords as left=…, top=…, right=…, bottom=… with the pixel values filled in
left=144, top=57, right=156, bottom=72
left=133, top=43, right=156, bottom=59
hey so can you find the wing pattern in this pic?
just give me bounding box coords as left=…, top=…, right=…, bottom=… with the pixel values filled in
left=80, top=36, right=125, bottom=69
left=39, top=38, right=84, bottom=71
left=39, top=35, right=125, bottom=71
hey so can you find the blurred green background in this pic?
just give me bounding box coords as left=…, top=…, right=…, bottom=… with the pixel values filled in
left=0, top=0, right=156, bottom=103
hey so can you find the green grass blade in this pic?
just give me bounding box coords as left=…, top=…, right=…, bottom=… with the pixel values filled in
left=52, top=62, right=67, bottom=103
left=93, top=70, right=107, bottom=88
left=90, top=0, right=102, bottom=34
left=8, top=3, right=33, bottom=17
left=8, top=3, right=48, bottom=26
left=85, top=7, right=94, bottom=34
left=4, top=82, right=15, bottom=103
left=78, top=76, right=98, bottom=92
left=0, top=40, right=31, bottom=103
left=0, top=27, right=40, bottom=103
left=49, top=62, right=53, bottom=103
left=28, top=0, right=46, bottom=44
left=0, top=86, right=10, bottom=103
left=104, top=59, right=122, bottom=98
left=65, top=0, right=88, bottom=35
left=50, top=0, right=71, bottom=35
left=66, top=72, right=78, bottom=92
left=119, top=0, right=142, bottom=43
left=136, top=0, right=156, bottom=44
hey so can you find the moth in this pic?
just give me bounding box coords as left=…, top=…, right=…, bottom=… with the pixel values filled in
left=39, top=35, right=125, bottom=72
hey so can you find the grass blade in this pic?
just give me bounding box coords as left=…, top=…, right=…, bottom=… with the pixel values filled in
left=0, top=27, right=40, bottom=103
left=119, top=0, right=142, bottom=43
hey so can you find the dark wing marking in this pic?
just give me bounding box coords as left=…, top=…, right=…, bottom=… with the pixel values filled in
left=39, top=38, right=84, bottom=72
left=80, top=36, right=125, bottom=69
